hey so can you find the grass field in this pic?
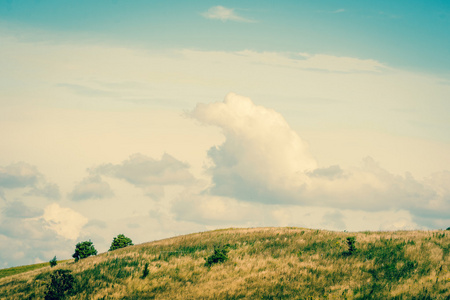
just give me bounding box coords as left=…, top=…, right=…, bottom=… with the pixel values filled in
left=0, top=227, right=449, bottom=299
left=0, top=259, right=72, bottom=279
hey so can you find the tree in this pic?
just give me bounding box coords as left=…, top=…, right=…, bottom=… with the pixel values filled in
left=72, top=240, right=97, bottom=262
left=49, top=256, right=57, bottom=267
left=204, top=245, right=230, bottom=267
left=109, top=234, right=133, bottom=251
left=44, top=269, right=76, bottom=300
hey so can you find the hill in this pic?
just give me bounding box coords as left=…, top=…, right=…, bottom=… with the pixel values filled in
left=0, top=227, right=449, bottom=299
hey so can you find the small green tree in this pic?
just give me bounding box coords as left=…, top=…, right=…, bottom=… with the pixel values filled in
left=49, top=256, right=57, bottom=267
left=109, top=234, right=133, bottom=251
left=72, top=240, right=97, bottom=262
left=44, top=269, right=76, bottom=300
left=205, top=245, right=230, bottom=267
left=343, top=236, right=357, bottom=256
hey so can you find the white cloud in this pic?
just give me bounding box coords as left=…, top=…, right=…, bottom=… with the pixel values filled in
left=191, top=93, right=317, bottom=202
left=69, top=175, right=114, bottom=201
left=201, top=6, right=255, bottom=23
left=42, top=203, right=88, bottom=240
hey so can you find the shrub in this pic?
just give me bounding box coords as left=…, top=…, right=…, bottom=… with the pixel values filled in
left=44, top=269, right=76, bottom=300
left=343, top=236, right=357, bottom=256
left=72, top=240, right=97, bottom=262
left=205, top=245, right=230, bottom=267
left=109, top=234, right=133, bottom=251
left=142, top=262, right=149, bottom=279
left=49, top=256, right=57, bottom=268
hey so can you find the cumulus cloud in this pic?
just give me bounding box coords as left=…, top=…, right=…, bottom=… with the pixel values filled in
left=42, top=203, right=88, bottom=240
left=93, top=153, right=195, bottom=198
left=201, top=6, right=255, bottom=23
left=191, top=93, right=317, bottom=202
left=69, top=175, right=114, bottom=201
left=189, top=93, right=449, bottom=226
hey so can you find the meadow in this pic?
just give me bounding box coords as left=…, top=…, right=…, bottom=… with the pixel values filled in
left=0, top=227, right=449, bottom=299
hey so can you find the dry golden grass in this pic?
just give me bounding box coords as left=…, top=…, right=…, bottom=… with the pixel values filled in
left=0, top=227, right=449, bottom=299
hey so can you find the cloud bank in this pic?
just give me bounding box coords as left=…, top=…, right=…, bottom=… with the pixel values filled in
left=188, top=93, right=450, bottom=224
left=92, top=153, right=195, bottom=199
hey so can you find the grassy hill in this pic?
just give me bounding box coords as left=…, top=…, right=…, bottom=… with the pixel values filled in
left=0, top=227, right=449, bottom=299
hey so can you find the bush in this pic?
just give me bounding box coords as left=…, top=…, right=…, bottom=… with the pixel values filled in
left=44, top=269, right=76, bottom=300
left=49, top=256, right=57, bottom=268
left=72, top=240, right=97, bottom=262
left=141, top=262, right=149, bottom=279
left=109, top=234, right=133, bottom=251
left=205, top=245, right=230, bottom=267
left=343, top=236, right=357, bottom=256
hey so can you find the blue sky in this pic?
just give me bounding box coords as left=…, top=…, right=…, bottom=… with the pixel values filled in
left=2, top=1, right=450, bottom=74
left=0, top=1, right=449, bottom=268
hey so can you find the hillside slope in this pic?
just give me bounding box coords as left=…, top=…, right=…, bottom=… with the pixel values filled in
left=0, top=227, right=449, bottom=299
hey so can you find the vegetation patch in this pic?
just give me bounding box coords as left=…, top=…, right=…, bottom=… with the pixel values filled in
left=44, top=269, right=76, bottom=300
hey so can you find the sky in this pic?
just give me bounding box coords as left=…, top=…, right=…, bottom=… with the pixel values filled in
left=0, top=0, right=449, bottom=268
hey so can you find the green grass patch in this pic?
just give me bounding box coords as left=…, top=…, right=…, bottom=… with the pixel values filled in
left=0, top=262, right=50, bottom=279
left=0, top=259, right=73, bottom=279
